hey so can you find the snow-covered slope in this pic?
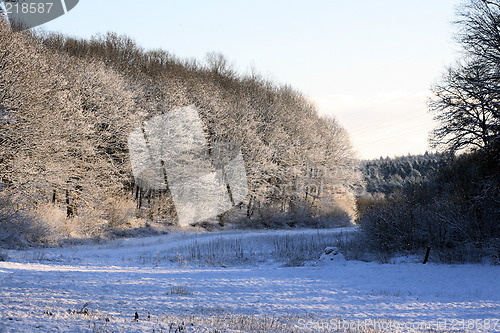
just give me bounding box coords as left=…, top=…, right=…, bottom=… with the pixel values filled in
left=0, top=228, right=498, bottom=332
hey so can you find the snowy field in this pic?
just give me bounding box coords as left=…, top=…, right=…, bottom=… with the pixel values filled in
left=0, top=228, right=499, bottom=332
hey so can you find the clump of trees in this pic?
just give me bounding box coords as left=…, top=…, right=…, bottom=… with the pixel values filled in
left=0, top=21, right=358, bottom=245
left=358, top=153, right=498, bottom=262
left=359, top=153, right=446, bottom=195
left=357, top=0, right=500, bottom=263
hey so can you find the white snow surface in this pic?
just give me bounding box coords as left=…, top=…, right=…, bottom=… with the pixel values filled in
left=0, top=228, right=498, bottom=332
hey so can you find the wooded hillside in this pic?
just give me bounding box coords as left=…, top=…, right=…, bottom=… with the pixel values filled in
left=0, top=22, right=358, bottom=242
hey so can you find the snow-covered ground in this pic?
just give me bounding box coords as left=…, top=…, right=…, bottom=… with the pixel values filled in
left=0, top=228, right=498, bottom=332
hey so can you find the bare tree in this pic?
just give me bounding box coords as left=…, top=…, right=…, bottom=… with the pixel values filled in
left=430, top=0, right=500, bottom=157
left=457, top=0, right=500, bottom=65
left=205, top=52, right=235, bottom=78
left=430, top=60, right=499, bottom=153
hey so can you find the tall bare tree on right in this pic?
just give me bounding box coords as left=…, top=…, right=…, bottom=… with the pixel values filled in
left=430, top=0, right=500, bottom=161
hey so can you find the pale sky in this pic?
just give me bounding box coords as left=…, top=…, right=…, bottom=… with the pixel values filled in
left=40, top=0, right=461, bottom=159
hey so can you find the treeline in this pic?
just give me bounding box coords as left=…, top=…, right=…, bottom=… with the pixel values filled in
left=357, top=152, right=499, bottom=263
left=360, top=153, right=446, bottom=195
left=0, top=21, right=358, bottom=244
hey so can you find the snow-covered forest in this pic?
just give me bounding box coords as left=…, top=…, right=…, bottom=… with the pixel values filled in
left=0, top=0, right=499, bottom=332
left=359, top=153, right=445, bottom=195
left=0, top=19, right=359, bottom=244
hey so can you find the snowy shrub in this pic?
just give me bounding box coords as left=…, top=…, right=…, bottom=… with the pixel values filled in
left=34, top=203, right=72, bottom=242
left=167, top=284, right=193, bottom=296
left=102, top=195, right=136, bottom=229
left=0, top=249, right=8, bottom=261
left=0, top=196, right=51, bottom=248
